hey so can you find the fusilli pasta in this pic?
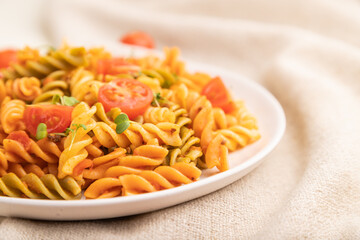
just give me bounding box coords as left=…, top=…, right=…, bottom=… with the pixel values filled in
left=0, top=43, right=260, bottom=200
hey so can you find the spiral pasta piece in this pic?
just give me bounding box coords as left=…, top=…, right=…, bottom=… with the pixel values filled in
left=216, top=126, right=261, bottom=151
left=91, top=103, right=131, bottom=149
left=85, top=136, right=103, bottom=158
left=120, top=162, right=201, bottom=196
left=69, top=67, right=103, bottom=106
left=162, top=47, right=185, bottom=76
left=167, top=127, right=203, bottom=166
left=33, top=70, right=69, bottom=103
left=7, top=162, right=46, bottom=178
left=58, top=102, right=97, bottom=179
left=82, top=148, right=127, bottom=180
left=178, top=72, right=212, bottom=93
left=0, top=149, right=7, bottom=177
left=0, top=79, right=7, bottom=105
left=143, top=107, right=176, bottom=124
left=167, top=83, right=235, bottom=171
left=169, top=84, right=214, bottom=136
left=156, top=103, right=203, bottom=166
left=119, top=145, right=168, bottom=169
left=86, top=161, right=200, bottom=198
left=5, top=77, right=41, bottom=102
left=140, top=68, right=177, bottom=88
left=0, top=97, right=26, bottom=134
left=84, top=177, right=122, bottom=199
left=124, top=122, right=182, bottom=148
left=92, top=122, right=130, bottom=148
left=137, top=74, right=162, bottom=93
left=4, top=137, right=59, bottom=165
left=2, top=46, right=89, bottom=80
left=232, top=100, right=259, bottom=129
left=0, top=173, right=81, bottom=200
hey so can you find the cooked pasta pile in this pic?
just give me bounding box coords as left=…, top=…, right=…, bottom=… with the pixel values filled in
left=0, top=44, right=260, bottom=200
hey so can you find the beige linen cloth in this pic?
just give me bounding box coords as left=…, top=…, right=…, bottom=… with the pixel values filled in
left=1, top=0, right=360, bottom=239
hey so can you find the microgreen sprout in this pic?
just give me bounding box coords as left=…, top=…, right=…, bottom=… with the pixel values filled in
left=114, top=113, right=130, bottom=134
left=151, top=93, right=168, bottom=107
left=67, top=123, right=87, bottom=151
left=52, top=94, right=79, bottom=106
left=36, top=123, right=47, bottom=140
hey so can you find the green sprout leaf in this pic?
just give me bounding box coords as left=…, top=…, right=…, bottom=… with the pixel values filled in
left=116, top=121, right=130, bottom=134
left=79, top=124, right=87, bottom=130
left=52, top=94, right=79, bottom=106
left=51, top=94, right=61, bottom=105
left=36, top=123, right=48, bottom=140
left=151, top=93, right=168, bottom=107
left=68, top=124, right=88, bottom=151
left=114, top=113, right=130, bottom=134
left=64, top=128, right=72, bottom=135
left=115, top=113, right=129, bottom=125
left=63, top=96, right=80, bottom=106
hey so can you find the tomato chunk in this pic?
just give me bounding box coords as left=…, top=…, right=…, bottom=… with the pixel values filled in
left=98, top=79, right=153, bottom=120
left=0, top=49, right=17, bottom=69
left=120, top=31, right=155, bottom=49
left=7, top=131, right=32, bottom=151
left=23, top=105, right=73, bottom=136
left=201, top=76, right=236, bottom=113
left=97, top=58, right=140, bottom=77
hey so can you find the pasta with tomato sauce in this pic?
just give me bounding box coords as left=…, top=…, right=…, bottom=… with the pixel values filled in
left=0, top=43, right=260, bottom=200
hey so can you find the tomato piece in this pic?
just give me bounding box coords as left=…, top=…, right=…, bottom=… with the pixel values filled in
left=7, top=131, right=32, bottom=151
left=98, top=79, right=153, bottom=120
left=97, top=58, right=140, bottom=77
left=23, top=105, right=73, bottom=136
left=73, top=159, right=93, bottom=176
left=201, top=76, right=235, bottom=113
left=0, top=49, right=17, bottom=69
left=221, top=100, right=236, bottom=113
left=120, top=31, right=155, bottom=49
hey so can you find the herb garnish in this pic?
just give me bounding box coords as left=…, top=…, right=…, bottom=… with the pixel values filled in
left=52, top=94, right=79, bottom=106
left=67, top=124, right=87, bottom=151
left=36, top=123, right=47, bottom=140
left=114, top=113, right=130, bottom=134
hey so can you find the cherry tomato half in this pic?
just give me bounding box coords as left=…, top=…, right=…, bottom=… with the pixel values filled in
left=97, top=57, right=140, bottom=77
left=23, top=105, right=73, bottom=136
left=201, top=76, right=236, bottom=113
left=0, top=49, right=17, bottom=69
left=98, top=79, right=153, bottom=120
left=120, top=31, right=155, bottom=49
left=7, top=131, right=32, bottom=151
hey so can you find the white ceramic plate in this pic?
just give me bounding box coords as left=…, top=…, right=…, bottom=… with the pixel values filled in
left=0, top=45, right=286, bottom=220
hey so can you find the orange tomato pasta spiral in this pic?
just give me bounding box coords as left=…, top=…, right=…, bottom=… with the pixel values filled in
left=82, top=147, right=127, bottom=180
left=0, top=97, right=26, bottom=134
left=84, top=145, right=201, bottom=198
left=58, top=102, right=97, bottom=179
left=0, top=149, right=7, bottom=177
left=69, top=67, right=104, bottom=106
left=143, top=107, right=176, bottom=124
left=0, top=79, right=7, bottom=105
left=5, top=77, right=41, bottom=102
left=84, top=144, right=168, bottom=199
left=3, top=137, right=59, bottom=165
